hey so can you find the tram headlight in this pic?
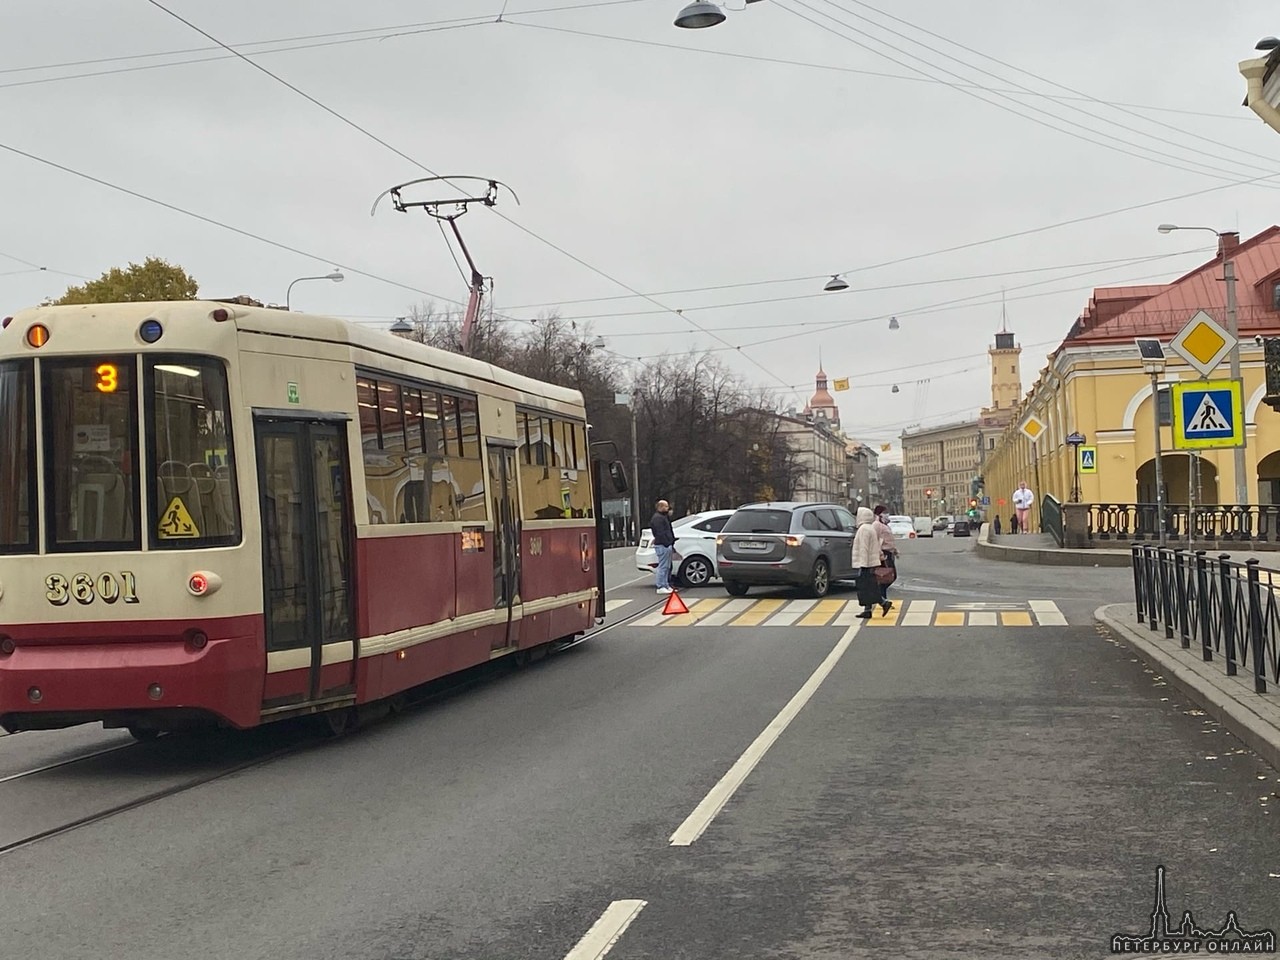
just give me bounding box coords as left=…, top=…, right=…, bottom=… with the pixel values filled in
left=0, top=637, right=14, bottom=656
left=25, top=323, right=49, bottom=348
left=187, top=571, right=222, bottom=597
left=138, top=318, right=164, bottom=343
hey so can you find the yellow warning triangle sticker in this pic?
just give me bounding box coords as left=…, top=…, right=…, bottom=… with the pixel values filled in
left=158, top=497, right=200, bottom=539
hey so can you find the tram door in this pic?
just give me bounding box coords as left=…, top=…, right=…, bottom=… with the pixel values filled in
left=256, top=418, right=356, bottom=708
left=487, top=443, right=521, bottom=649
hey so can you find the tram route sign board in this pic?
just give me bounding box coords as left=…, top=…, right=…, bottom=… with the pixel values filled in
left=1171, top=379, right=1244, bottom=450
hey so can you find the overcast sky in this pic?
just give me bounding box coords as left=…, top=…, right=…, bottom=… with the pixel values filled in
left=3, top=0, right=1277, bottom=461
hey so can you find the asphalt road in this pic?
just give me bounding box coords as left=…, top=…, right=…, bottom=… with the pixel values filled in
left=3, top=538, right=1280, bottom=959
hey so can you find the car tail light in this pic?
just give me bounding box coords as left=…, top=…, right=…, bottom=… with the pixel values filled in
left=784, top=535, right=805, bottom=547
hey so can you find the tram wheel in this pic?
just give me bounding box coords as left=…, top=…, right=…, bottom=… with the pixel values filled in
left=127, top=727, right=162, bottom=743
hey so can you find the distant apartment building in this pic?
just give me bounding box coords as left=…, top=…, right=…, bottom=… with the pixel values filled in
left=901, top=325, right=1021, bottom=518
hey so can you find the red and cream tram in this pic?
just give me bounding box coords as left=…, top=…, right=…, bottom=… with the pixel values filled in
left=0, top=300, right=616, bottom=737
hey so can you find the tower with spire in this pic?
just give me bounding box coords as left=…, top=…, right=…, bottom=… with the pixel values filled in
left=804, top=352, right=841, bottom=429
left=982, top=293, right=1022, bottom=424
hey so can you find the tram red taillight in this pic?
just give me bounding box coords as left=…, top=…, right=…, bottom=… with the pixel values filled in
left=186, top=571, right=222, bottom=597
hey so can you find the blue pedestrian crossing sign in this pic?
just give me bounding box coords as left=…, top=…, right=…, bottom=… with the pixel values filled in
left=1078, top=445, right=1098, bottom=474
left=1171, top=379, right=1245, bottom=450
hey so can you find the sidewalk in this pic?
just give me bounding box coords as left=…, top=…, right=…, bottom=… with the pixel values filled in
left=974, top=524, right=1132, bottom=567
left=975, top=524, right=1280, bottom=569
left=1097, top=602, right=1280, bottom=773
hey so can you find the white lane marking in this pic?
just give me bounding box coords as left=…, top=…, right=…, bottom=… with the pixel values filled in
left=764, top=599, right=817, bottom=626
left=606, top=599, right=634, bottom=613
left=1030, top=599, right=1068, bottom=626
left=698, top=598, right=756, bottom=626
left=614, top=573, right=657, bottom=589
left=967, top=611, right=998, bottom=627
left=632, top=597, right=700, bottom=628
left=900, top=600, right=935, bottom=626
left=563, top=899, right=648, bottom=960
left=669, top=621, right=863, bottom=846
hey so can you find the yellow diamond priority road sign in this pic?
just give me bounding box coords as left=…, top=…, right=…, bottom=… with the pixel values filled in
left=1169, top=309, right=1236, bottom=378
left=1020, top=414, right=1046, bottom=443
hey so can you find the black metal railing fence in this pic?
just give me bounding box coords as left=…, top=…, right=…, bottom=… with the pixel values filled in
left=1132, top=544, right=1280, bottom=694
left=1094, top=504, right=1280, bottom=543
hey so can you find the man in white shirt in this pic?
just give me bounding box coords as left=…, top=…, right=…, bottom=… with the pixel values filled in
left=1012, top=482, right=1034, bottom=534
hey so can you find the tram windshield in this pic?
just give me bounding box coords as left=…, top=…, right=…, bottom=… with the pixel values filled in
left=0, top=361, right=35, bottom=553
left=37, top=354, right=241, bottom=553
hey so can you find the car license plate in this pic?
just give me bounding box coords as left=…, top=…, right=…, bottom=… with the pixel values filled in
left=738, top=540, right=767, bottom=550
left=640, top=538, right=650, bottom=548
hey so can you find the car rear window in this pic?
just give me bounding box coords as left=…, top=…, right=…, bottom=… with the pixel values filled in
left=723, top=509, right=792, bottom=534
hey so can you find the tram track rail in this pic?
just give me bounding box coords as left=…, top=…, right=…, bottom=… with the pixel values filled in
left=0, top=594, right=657, bottom=857
left=0, top=740, right=137, bottom=785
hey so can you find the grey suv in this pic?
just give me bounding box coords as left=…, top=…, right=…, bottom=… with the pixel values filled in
left=716, top=502, right=857, bottom=598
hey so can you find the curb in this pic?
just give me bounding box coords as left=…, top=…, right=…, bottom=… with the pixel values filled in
left=974, top=523, right=1131, bottom=567
left=1095, top=602, right=1280, bottom=774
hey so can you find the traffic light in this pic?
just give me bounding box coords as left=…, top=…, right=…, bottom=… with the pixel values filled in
left=969, top=498, right=978, bottom=509
left=924, top=488, right=933, bottom=498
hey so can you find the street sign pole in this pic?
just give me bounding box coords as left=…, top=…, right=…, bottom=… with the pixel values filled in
left=1151, top=371, right=1166, bottom=547
left=1066, top=432, right=1086, bottom=503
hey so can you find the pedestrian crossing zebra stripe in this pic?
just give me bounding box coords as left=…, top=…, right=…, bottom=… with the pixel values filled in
left=626, top=597, right=1066, bottom=628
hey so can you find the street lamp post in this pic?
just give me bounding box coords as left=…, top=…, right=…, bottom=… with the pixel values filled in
left=1137, top=338, right=1169, bottom=547
left=286, top=270, right=344, bottom=311
left=1158, top=223, right=1248, bottom=504
left=615, top=391, right=641, bottom=545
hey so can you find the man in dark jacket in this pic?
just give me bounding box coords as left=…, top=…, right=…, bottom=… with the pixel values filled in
left=650, top=499, right=676, bottom=594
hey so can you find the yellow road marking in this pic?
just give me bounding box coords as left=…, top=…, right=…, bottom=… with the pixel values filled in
left=1001, top=611, right=1033, bottom=626
left=731, top=598, right=786, bottom=626
left=798, top=599, right=846, bottom=627
left=933, top=611, right=965, bottom=627
left=865, top=602, right=903, bottom=626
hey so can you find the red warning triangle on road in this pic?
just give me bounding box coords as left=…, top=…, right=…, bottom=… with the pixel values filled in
left=662, top=590, right=690, bottom=615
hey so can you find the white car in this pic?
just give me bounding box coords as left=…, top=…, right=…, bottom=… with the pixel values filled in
left=635, top=509, right=736, bottom=587
left=888, top=515, right=917, bottom=540
left=912, top=516, right=934, bottom=537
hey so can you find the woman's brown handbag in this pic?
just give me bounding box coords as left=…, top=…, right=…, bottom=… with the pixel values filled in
left=874, top=565, right=897, bottom=586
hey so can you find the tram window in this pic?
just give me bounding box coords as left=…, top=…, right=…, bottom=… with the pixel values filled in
left=379, top=381, right=405, bottom=452
left=459, top=396, right=480, bottom=459
left=0, top=361, right=35, bottom=553
left=44, top=358, right=139, bottom=550
left=421, top=390, right=444, bottom=456
left=518, top=413, right=594, bottom=521
left=357, top=377, right=380, bottom=449
left=403, top=389, right=424, bottom=454
left=146, top=358, right=241, bottom=547
left=441, top=394, right=461, bottom=457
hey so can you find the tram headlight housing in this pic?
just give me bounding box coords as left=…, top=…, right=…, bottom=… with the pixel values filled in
left=187, top=571, right=222, bottom=597
left=0, top=636, right=14, bottom=656
left=138, top=318, right=164, bottom=343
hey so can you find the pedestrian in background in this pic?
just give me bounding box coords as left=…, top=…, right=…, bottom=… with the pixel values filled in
left=852, top=507, right=881, bottom=619
left=872, top=504, right=898, bottom=615
left=650, top=499, right=676, bottom=594
left=1013, top=481, right=1034, bottom=534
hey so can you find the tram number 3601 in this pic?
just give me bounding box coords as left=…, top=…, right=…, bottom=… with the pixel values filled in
left=45, top=572, right=140, bottom=606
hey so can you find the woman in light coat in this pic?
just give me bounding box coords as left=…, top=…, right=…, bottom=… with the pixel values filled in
left=872, top=505, right=897, bottom=614
left=851, top=507, right=882, bottom=619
